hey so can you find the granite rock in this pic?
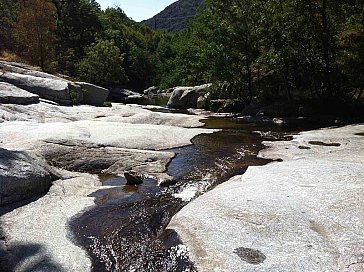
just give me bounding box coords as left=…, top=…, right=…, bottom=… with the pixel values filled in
left=169, top=125, right=364, bottom=272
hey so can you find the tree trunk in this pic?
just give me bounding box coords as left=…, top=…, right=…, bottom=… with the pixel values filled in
left=321, top=0, right=332, bottom=97
left=357, top=87, right=364, bottom=101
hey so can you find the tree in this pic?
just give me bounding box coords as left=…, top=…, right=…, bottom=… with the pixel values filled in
left=99, top=6, right=160, bottom=91
left=53, top=0, right=102, bottom=75
left=162, top=0, right=262, bottom=100
left=336, top=1, right=364, bottom=100
left=15, top=0, right=56, bottom=69
left=78, top=39, right=128, bottom=87
left=0, top=0, right=20, bottom=51
left=160, top=0, right=364, bottom=106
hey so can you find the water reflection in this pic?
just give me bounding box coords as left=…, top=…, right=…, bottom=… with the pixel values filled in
left=70, top=115, right=317, bottom=271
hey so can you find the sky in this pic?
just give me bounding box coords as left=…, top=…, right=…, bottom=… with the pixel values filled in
left=96, top=0, right=177, bottom=22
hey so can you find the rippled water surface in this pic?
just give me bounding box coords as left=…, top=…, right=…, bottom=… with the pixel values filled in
left=70, top=114, right=325, bottom=271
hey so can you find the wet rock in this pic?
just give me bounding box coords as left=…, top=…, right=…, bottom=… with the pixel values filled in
left=167, top=84, right=211, bottom=109
left=75, top=82, right=109, bottom=106
left=158, top=176, right=177, bottom=187
left=0, top=148, right=57, bottom=206
left=124, top=170, right=143, bottom=185
left=233, top=247, right=266, bottom=264
left=0, top=82, right=39, bottom=105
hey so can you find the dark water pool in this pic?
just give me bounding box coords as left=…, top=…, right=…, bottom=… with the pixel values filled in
left=69, top=115, right=329, bottom=271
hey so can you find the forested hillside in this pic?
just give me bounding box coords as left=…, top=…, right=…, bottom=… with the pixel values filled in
left=0, top=0, right=363, bottom=115
left=143, top=0, right=205, bottom=32
left=159, top=0, right=364, bottom=114
left=0, top=0, right=163, bottom=91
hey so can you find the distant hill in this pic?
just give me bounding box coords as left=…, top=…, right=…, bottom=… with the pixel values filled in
left=143, top=0, right=206, bottom=32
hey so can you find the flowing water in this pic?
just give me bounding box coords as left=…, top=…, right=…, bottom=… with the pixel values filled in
left=69, top=112, right=333, bottom=271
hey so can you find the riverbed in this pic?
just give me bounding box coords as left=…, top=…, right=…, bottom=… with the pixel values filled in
left=0, top=101, right=350, bottom=271
left=68, top=111, right=330, bottom=271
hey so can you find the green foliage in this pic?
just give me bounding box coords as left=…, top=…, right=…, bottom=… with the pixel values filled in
left=2, top=0, right=362, bottom=109
left=98, top=7, right=161, bottom=91
left=0, top=0, right=19, bottom=50
left=161, top=0, right=364, bottom=104
left=103, top=101, right=112, bottom=107
left=69, top=88, right=79, bottom=105
left=78, top=39, right=128, bottom=87
left=15, top=0, right=57, bottom=70
left=53, top=0, right=102, bottom=75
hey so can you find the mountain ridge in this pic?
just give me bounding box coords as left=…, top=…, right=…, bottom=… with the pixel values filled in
left=143, top=0, right=205, bottom=32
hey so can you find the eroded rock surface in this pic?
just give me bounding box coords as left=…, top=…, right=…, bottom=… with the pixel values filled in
left=167, top=84, right=211, bottom=109
left=0, top=61, right=115, bottom=106
left=76, top=82, right=109, bottom=106
left=107, top=88, right=143, bottom=103
left=0, top=149, right=57, bottom=205
left=0, top=82, right=39, bottom=105
left=0, top=72, right=74, bottom=105
left=1, top=172, right=100, bottom=271
left=169, top=124, right=364, bottom=272
left=0, top=101, right=214, bottom=271
left=39, top=140, right=176, bottom=182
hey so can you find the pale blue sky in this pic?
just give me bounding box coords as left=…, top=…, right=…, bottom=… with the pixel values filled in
left=96, top=0, right=177, bottom=22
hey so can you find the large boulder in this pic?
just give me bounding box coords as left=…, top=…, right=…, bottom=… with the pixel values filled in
left=124, top=170, right=143, bottom=185
left=0, top=148, right=58, bottom=206
left=0, top=61, right=61, bottom=80
left=39, top=140, right=176, bottom=183
left=76, top=82, right=109, bottom=106
left=0, top=72, right=78, bottom=105
left=107, top=88, right=144, bottom=103
left=197, top=93, right=210, bottom=109
left=167, top=84, right=211, bottom=109
left=143, top=86, right=159, bottom=96
left=0, top=82, right=39, bottom=105
left=169, top=125, right=364, bottom=272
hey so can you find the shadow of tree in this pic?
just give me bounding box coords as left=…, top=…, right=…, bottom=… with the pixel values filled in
left=0, top=242, right=64, bottom=272
left=0, top=192, right=64, bottom=271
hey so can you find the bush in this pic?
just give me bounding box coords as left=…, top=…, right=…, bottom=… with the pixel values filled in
left=78, top=39, right=128, bottom=87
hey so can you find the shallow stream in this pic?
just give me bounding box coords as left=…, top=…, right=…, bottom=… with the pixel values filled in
left=69, top=110, right=333, bottom=271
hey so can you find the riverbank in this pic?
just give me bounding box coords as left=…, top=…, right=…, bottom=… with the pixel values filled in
left=1, top=93, right=363, bottom=271
left=169, top=124, right=364, bottom=271
left=0, top=102, right=214, bottom=271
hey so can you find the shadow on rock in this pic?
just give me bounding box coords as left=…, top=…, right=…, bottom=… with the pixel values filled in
left=0, top=242, right=64, bottom=272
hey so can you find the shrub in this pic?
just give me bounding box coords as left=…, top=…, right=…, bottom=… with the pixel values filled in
left=78, top=39, right=128, bottom=87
